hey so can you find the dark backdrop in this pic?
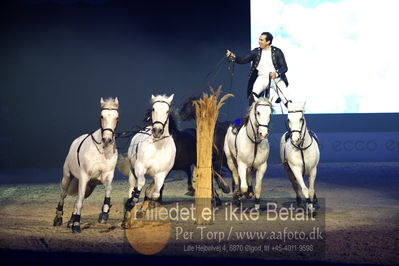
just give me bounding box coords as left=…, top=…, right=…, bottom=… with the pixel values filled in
left=0, top=0, right=251, bottom=169
left=1, top=0, right=398, bottom=170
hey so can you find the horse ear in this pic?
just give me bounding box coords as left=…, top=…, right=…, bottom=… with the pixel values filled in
left=302, top=101, right=306, bottom=110
left=252, top=93, right=259, bottom=102
left=100, top=97, right=105, bottom=105
left=269, top=95, right=274, bottom=104
left=167, top=94, right=174, bottom=104
left=151, top=95, right=156, bottom=102
left=114, top=97, right=119, bottom=106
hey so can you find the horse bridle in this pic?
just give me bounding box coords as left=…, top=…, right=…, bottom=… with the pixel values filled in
left=247, top=102, right=272, bottom=144
left=77, top=107, right=119, bottom=167
left=286, top=109, right=314, bottom=176
left=288, top=109, right=313, bottom=150
left=151, top=100, right=170, bottom=134
left=234, top=101, right=271, bottom=169
left=97, top=107, right=119, bottom=144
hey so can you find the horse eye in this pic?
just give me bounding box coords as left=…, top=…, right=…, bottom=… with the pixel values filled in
left=256, top=111, right=260, bottom=116
left=152, top=108, right=155, bottom=112
left=101, top=115, right=103, bottom=119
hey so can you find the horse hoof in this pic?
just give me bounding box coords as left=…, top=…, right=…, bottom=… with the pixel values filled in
left=214, top=198, right=222, bottom=207
left=148, top=201, right=157, bottom=209
left=233, top=198, right=242, bottom=207
left=185, top=190, right=195, bottom=196
left=245, top=192, right=254, bottom=199
left=136, top=210, right=145, bottom=219
left=254, top=204, right=260, bottom=211
left=53, top=216, right=63, bottom=226
left=72, top=225, right=81, bottom=233
left=245, top=186, right=254, bottom=199
left=67, top=220, right=73, bottom=228
left=121, top=211, right=131, bottom=229
left=312, top=195, right=318, bottom=204
left=234, top=200, right=241, bottom=207
left=296, top=197, right=304, bottom=209
left=233, top=192, right=242, bottom=207
left=218, top=183, right=230, bottom=194
left=98, top=212, right=109, bottom=224
left=121, top=219, right=129, bottom=229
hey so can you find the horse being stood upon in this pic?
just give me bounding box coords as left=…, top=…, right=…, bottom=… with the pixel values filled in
left=280, top=101, right=320, bottom=212
left=224, top=97, right=272, bottom=210
left=53, top=97, right=119, bottom=233
left=122, top=94, right=176, bottom=226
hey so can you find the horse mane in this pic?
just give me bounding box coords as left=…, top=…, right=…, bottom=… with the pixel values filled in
left=183, top=95, right=199, bottom=105
left=179, top=95, right=200, bottom=121
left=242, top=97, right=273, bottom=125
left=101, top=97, right=119, bottom=109
left=151, top=94, right=170, bottom=103
left=168, top=110, right=180, bottom=133
left=143, top=109, right=152, bottom=126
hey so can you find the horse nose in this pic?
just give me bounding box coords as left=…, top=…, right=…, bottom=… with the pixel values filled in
left=258, top=130, right=268, bottom=139
left=292, top=133, right=300, bottom=143
left=102, top=137, right=112, bottom=145
left=152, top=127, right=163, bottom=138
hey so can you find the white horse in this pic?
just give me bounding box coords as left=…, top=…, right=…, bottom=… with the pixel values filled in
left=122, top=94, right=176, bottom=226
left=280, top=101, right=320, bottom=211
left=224, top=97, right=273, bottom=210
left=53, top=97, right=119, bottom=233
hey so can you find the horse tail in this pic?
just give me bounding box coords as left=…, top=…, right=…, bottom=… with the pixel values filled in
left=117, top=153, right=130, bottom=177
left=66, top=177, right=79, bottom=196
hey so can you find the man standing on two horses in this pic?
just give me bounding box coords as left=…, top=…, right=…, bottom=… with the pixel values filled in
left=226, top=32, right=291, bottom=106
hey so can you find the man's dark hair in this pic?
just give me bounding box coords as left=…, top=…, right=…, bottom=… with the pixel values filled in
left=261, top=32, right=273, bottom=44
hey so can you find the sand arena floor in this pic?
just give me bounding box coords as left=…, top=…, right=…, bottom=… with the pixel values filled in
left=0, top=162, right=398, bottom=265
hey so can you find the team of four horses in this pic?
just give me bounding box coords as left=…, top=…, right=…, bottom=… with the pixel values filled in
left=53, top=94, right=320, bottom=233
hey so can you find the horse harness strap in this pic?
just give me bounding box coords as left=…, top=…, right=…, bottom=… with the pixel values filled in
left=76, top=107, right=118, bottom=168
left=285, top=109, right=314, bottom=176
left=152, top=100, right=170, bottom=130
left=100, top=108, right=119, bottom=137
left=133, top=133, right=171, bottom=161
left=77, top=131, right=99, bottom=167
left=247, top=119, right=261, bottom=168
left=234, top=102, right=271, bottom=168
left=249, top=102, right=271, bottom=167
left=234, top=128, right=258, bottom=169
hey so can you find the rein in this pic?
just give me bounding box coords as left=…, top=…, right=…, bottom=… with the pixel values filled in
left=100, top=108, right=119, bottom=139
left=151, top=100, right=171, bottom=133
left=234, top=102, right=271, bottom=168
left=287, top=110, right=313, bottom=151
left=76, top=108, right=118, bottom=167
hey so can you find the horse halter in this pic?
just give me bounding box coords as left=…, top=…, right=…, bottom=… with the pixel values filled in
left=248, top=102, right=272, bottom=143
left=151, top=100, right=170, bottom=134
left=288, top=109, right=307, bottom=148
left=99, top=108, right=119, bottom=143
